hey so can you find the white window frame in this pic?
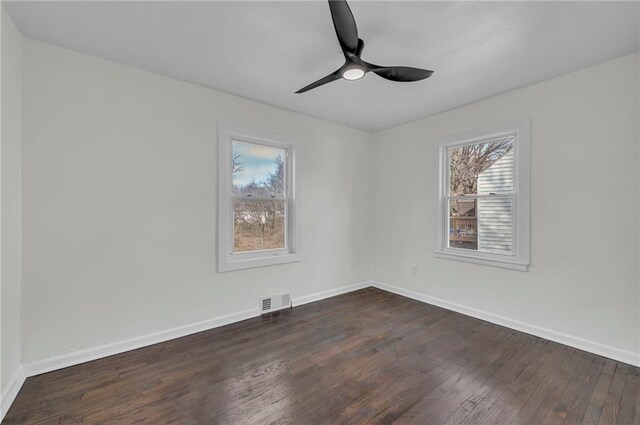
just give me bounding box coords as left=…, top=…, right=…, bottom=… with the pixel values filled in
left=435, top=119, right=530, bottom=271
left=218, top=123, right=300, bottom=272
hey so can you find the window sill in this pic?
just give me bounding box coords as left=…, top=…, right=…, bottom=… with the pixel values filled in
left=434, top=250, right=529, bottom=271
left=218, top=253, right=301, bottom=272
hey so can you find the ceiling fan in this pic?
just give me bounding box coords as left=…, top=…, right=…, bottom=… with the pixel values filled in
left=296, top=0, right=434, bottom=94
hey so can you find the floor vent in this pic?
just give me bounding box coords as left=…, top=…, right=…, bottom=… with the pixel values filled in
left=262, top=298, right=272, bottom=312
left=260, top=293, right=291, bottom=314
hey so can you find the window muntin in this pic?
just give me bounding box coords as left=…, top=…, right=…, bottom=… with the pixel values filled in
left=446, top=137, right=514, bottom=254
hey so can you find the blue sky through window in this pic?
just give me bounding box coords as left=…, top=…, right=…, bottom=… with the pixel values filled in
left=232, top=141, right=285, bottom=188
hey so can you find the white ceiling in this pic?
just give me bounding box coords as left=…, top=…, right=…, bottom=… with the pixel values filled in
left=4, top=1, right=639, bottom=132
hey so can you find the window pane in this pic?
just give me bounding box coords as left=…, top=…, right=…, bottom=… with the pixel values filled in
left=449, top=137, right=514, bottom=195
left=232, top=141, right=286, bottom=197
left=233, top=199, right=286, bottom=253
left=449, top=198, right=513, bottom=254
left=449, top=199, right=477, bottom=250
left=477, top=197, right=513, bottom=254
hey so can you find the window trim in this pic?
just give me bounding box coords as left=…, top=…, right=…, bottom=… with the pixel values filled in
left=435, top=119, right=530, bottom=271
left=218, top=123, right=300, bottom=272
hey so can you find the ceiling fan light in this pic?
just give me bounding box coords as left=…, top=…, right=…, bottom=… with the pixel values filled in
left=342, top=66, right=365, bottom=80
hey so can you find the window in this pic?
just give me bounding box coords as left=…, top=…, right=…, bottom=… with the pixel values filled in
left=435, top=119, right=530, bottom=271
left=218, top=124, right=299, bottom=272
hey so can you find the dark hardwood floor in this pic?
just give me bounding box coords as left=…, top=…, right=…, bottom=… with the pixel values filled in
left=4, top=287, right=639, bottom=424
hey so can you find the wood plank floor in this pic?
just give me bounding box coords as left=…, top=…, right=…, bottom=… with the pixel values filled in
left=4, top=287, right=639, bottom=424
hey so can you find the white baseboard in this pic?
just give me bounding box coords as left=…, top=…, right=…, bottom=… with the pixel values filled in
left=294, top=281, right=372, bottom=307
left=1, top=366, right=26, bottom=421
left=22, top=281, right=375, bottom=379
left=22, top=307, right=260, bottom=378
left=372, top=281, right=640, bottom=367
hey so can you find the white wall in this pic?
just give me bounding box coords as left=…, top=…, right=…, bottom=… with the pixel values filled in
left=371, top=53, right=640, bottom=361
left=1, top=7, right=22, bottom=394
left=21, top=39, right=372, bottom=364
left=16, top=38, right=640, bottom=368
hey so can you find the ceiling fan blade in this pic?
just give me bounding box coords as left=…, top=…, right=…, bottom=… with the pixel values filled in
left=365, top=63, right=434, bottom=82
left=328, top=0, right=359, bottom=55
left=355, top=38, right=364, bottom=57
left=295, top=69, right=342, bottom=94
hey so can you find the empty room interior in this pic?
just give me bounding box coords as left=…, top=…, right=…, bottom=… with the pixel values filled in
left=0, top=0, right=639, bottom=423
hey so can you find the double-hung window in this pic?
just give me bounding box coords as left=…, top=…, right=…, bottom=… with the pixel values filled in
left=218, top=124, right=299, bottom=272
left=435, top=119, right=530, bottom=271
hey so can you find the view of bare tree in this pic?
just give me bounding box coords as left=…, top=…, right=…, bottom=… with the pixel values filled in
left=449, top=139, right=512, bottom=195
left=232, top=152, right=243, bottom=174
left=232, top=155, right=285, bottom=252
left=448, top=138, right=513, bottom=250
